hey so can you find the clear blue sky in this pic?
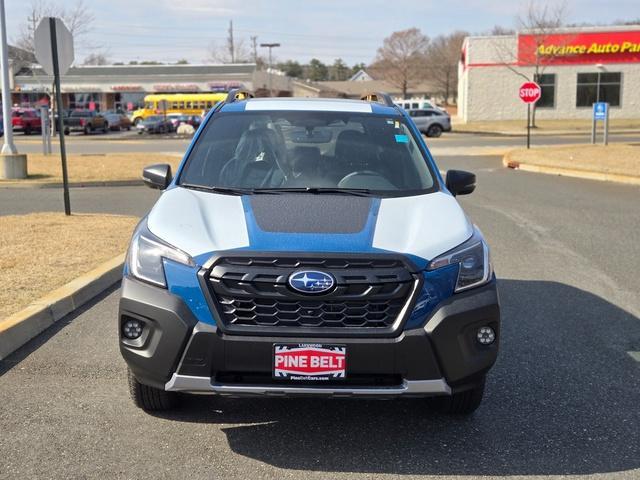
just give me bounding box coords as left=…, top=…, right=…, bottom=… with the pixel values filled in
left=6, top=0, right=639, bottom=65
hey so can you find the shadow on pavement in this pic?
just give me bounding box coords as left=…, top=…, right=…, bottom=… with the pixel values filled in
left=155, top=279, right=640, bottom=476
left=0, top=283, right=120, bottom=376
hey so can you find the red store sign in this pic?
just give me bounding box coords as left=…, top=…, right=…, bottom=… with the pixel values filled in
left=518, top=30, right=640, bottom=65
left=153, top=84, right=200, bottom=92
left=112, top=85, right=143, bottom=91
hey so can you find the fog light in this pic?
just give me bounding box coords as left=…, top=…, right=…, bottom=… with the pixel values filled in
left=476, top=326, right=495, bottom=345
left=122, top=319, right=143, bottom=339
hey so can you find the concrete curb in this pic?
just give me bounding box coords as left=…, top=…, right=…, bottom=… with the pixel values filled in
left=453, top=128, right=640, bottom=137
left=0, top=253, right=125, bottom=360
left=503, top=151, right=640, bottom=186
left=0, top=179, right=143, bottom=189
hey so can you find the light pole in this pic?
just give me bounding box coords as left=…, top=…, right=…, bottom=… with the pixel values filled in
left=260, top=43, right=280, bottom=97
left=0, top=0, right=16, bottom=154
left=0, top=0, right=27, bottom=180
left=595, top=63, right=606, bottom=104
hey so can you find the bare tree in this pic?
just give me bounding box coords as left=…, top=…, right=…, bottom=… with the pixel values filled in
left=370, top=28, right=429, bottom=98
left=489, top=25, right=516, bottom=35
left=425, top=31, right=467, bottom=105
left=492, top=0, right=569, bottom=126
left=209, top=20, right=251, bottom=64
left=83, top=52, right=109, bottom=65
left=15, top=0, right=95, bottom=53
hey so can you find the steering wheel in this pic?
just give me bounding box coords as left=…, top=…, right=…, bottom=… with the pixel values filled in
left=338, top=170, right=398, bottom=189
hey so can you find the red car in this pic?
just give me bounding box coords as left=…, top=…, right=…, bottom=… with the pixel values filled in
left=12, top=108, right=42, bottom=135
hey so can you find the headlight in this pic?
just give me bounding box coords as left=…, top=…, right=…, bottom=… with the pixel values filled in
left=127, top=220, right=194, bottom=288
left=427, top=227, right=492, bottom=292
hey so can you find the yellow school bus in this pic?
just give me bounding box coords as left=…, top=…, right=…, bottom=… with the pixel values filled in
left=130, top=93, right=227, bottom=124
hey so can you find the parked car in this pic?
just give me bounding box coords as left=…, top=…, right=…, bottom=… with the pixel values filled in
left=120, top=91, right=500, bottom=414
left=136, top=115, right=174, bottom=134
left=167, top=114, right=202, bottom=131
left=12, top=108, right=42, bottom=135
left=181, top=114, right=203, bottom=129
left=407, top=108, right=452, bottom=137
left=166, top=113, right=185, bottom=130
left=397, top=99, right=448, bottom=114
left=104, top=112, right=132, bottom=131
left=63, top=110, right=107, bottom=135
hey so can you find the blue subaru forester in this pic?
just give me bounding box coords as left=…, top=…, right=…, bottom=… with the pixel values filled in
left=119, top=91, right=500, bottom=414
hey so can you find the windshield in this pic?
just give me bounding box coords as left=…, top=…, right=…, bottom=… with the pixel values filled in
left=179, top=111, right=436, bottom=196
left=145, top=116, right=163, bottom=122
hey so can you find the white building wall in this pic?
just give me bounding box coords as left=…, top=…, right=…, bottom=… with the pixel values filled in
left=459, top=32, right=640, bottom=121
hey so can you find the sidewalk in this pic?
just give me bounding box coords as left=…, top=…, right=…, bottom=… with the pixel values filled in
left=504, top=144, right=640, bottom=185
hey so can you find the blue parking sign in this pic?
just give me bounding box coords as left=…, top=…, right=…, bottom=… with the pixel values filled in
left=593, top=102, right=608, bottom=121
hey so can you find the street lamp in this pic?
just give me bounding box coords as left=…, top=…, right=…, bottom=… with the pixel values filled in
left=0, top=0, right=16, bottom=155
left=260, top=42, right=280, bottom=97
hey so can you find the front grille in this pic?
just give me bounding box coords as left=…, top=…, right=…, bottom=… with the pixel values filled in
left=204, top=255, right=418, bottom=334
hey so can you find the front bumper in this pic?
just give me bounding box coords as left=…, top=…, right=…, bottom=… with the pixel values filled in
left=119, top=277, right=500, bottom=397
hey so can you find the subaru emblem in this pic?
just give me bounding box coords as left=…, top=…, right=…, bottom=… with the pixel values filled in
left=288, top=270, right=335, bottom=294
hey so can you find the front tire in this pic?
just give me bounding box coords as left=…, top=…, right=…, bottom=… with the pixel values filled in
left=127, top=368, right=178, bottom=411
left=427, top=377, right=485, bottom=415
left=427, top=124, right=443, bottom=137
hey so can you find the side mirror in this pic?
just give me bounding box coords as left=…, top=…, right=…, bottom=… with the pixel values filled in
left=446, top=170, right=476, bottom=196
left=142, top=163, right=172, bottom=190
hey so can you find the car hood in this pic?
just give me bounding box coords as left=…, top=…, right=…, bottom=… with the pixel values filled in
left=147, top=187, right=473, bottom=268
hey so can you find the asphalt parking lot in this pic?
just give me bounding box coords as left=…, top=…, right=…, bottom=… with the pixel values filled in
left=1, top=136, right=639, bottom=479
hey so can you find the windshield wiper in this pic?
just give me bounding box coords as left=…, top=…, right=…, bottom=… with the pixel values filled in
left=179, top=183, right=256, bottom=195
left=253, top=187, right=373, bottom=196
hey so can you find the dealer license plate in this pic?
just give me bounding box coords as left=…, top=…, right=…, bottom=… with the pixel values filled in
left=273, top=344, right=346, bottom=381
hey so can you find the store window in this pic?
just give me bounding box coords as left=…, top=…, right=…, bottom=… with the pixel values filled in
left=68, top=93, right=102, bottom=111
left=114, top=92, right=145, bottom=112
left=534, top=73, right=556, bottom=108
left=576, top=72, right=621, bottom=107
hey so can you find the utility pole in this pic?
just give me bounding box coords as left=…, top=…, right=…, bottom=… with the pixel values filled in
left=250, top=36, right=258, bottom=64
left=227, top=20, right=235, bottom=63
left=260, top=43, right=280, bottom=97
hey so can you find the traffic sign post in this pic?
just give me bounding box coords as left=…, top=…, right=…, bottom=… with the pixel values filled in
left=519, top=81, right=541, bottom=149
left=591, top=102, right=609, bottom=145
left=40, top=105, right=52, bottom=155
left=34, top=17, right=74, bottom=215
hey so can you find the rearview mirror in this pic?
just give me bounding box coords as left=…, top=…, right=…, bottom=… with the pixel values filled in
left=446, top=170, right=476, bottom=196
left=142, top=163, right=172, bottom=190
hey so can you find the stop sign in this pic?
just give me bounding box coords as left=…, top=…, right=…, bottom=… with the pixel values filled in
left=519, top=81, right=541, bottom=104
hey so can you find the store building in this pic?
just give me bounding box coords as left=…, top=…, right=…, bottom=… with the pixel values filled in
left=12, top=63, right=260, bottom=111
left=457, top=25, right=640, bottom=122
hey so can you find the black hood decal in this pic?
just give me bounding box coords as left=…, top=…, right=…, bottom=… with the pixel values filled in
left=249, top=194, right=373, bottom=234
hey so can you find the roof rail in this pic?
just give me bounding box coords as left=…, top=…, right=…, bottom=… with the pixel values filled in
left=225, top=88, right=255, bottom=103
left=360, top=92, right=395, bottom=107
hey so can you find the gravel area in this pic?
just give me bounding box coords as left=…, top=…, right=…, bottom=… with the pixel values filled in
left=506, top=143, right=640, bottom=177
left=0, top=153, right=182, bottom=184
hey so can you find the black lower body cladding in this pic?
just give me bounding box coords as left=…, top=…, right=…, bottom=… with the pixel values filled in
left=119, top=278, right=198, bottom=389
left=119, top=276, right=500, bottom=396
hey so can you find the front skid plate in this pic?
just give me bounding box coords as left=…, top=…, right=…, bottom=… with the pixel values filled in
left=164, top=373, right=452, bottom=398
